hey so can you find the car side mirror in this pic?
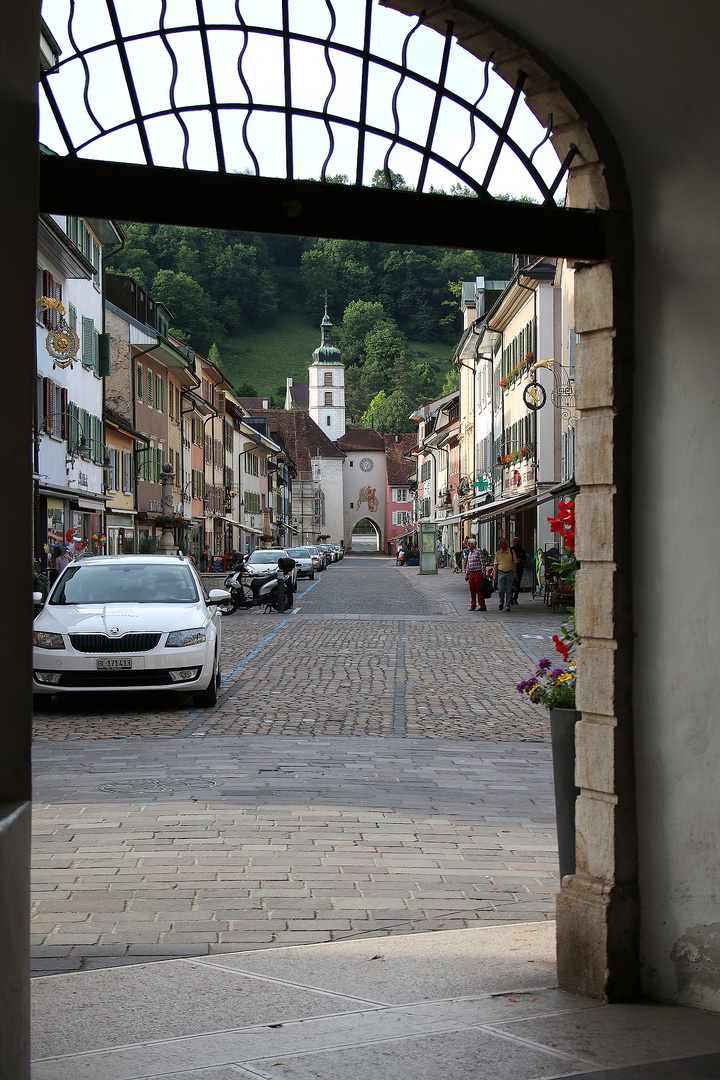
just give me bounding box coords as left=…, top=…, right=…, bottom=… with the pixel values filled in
left=207, top=589, right=231, bottom=606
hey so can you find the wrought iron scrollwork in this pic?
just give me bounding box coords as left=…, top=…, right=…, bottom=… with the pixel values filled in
left=529, top=360, right=577, bottom=422
left=39, top=0, right=577, bottom=205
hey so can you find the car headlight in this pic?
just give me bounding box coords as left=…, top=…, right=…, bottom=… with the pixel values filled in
left=166, top=628, right=208, bottom=648
left=33, top=631, right=65, bottom=650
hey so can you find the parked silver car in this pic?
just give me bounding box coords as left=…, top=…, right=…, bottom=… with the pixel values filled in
left=244, top=548, right=299, bottom=591
left=286, top=547, right=316, bottom=580
left=304, top=545, right=326, bottom=571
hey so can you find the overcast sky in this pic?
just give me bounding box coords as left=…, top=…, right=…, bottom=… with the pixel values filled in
left=40, top=0, right=562, bottom=202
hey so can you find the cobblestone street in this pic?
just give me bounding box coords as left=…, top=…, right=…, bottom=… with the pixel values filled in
left=31, top=556, right=568, bottom=976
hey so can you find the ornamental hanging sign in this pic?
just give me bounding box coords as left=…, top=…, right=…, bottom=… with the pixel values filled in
left=37, top=296, right=81, bottom=369
left=523, top=381, right=547, bottom=410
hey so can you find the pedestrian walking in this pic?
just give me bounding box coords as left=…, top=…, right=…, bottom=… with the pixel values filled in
left=510, top=536, right=528, bottom=604
left=464, top=538, right=487, bottom=611
left=493, top=537, right=517, bottom=612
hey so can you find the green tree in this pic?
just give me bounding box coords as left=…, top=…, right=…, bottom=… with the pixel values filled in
left=208, top=342, right=223, bottom=371
left=336, top=300, right=387, bottom=366
left=300, top=239, right=374, bottom=317
left=364, top=322, right=411, bottom=377
left=150, top=269, right=221, bottom=354
left=361, top=389, right=416, bottom=434
left=370, top=168, right=412, bottom=191
left=345, top=361, right=385, bottom=422
left=236, top=380, right=259, bottom=397
left=441, top=365, right=460, bottom=394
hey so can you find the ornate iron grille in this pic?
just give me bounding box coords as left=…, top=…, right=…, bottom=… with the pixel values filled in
left=69, top=633, right=162, bottom=653
left=39, top=0, right=576, bottom=206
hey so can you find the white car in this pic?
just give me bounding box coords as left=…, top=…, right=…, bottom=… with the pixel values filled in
left=285, top=547, right=316, bottom=579
left=32, top=555, right=230, bottom=707
left=244, top=548, right=299, bottom=591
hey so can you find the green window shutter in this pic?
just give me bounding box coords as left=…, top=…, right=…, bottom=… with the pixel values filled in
left=147, top=371, right=153, bottom=408
left=92, top=330, right=99, bottom=373
left=82, top=317, right=94, bottom=366
left=97, top=333, right=111, bottom=377
left=137, top=363, right=143, bottom=402
left=160, top=379, right=165, bottom=413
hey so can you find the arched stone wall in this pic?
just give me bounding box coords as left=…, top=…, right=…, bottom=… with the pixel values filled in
left=384, top=0, right=637, bottom=1000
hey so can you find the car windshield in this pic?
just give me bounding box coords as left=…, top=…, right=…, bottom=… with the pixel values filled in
left=247, top=551, right=283, bottom=564
left=50, top=563, right=199, bottom=605
left=286, top=549, right=310, bottom=558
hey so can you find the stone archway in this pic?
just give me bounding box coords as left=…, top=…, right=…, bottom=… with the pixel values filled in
left=383, top=0, right=635, bottom=1000
left=34, top=0, right=635, bottom=1001
left=351, top=517, right=382, bottom=552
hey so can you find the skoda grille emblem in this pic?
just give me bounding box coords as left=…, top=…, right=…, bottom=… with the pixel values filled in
left=109, top=626, right=120, bottom=636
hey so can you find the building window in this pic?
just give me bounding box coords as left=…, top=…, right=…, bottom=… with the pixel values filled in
left=324, top=391, right=333, bottom=405
left=326, top=415, right=331, bottom=426
left=323, top=371, right=332, bottom=386
left=394, top=488, right=409, bottom=503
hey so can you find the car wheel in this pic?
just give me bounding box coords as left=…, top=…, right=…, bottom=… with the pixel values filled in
left=194, top=658, right=218, bottom=707
left=309, top=570, right=315, bottom=580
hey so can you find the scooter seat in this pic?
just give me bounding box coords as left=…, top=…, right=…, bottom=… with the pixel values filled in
left=250, top=573, right=278, bottom=594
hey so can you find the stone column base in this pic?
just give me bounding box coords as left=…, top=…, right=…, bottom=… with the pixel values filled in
left=557, top=873, right=640, bottom=1001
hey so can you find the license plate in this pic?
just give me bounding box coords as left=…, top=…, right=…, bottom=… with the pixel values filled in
left=96, top=658, right=132, bottom=670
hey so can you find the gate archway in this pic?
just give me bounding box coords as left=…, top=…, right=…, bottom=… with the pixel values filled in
left=350, top=516, right=382, bottom=552
left=35, top=0, right=633, bottom=1003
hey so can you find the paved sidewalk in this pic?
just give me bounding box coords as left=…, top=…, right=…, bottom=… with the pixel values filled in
left=32, top=923, right=720, bottom=1080
left=31, top=736, right=557, bottom=975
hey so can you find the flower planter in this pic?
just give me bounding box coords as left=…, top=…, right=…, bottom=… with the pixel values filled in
left=550, top=707, right=581, bottom=881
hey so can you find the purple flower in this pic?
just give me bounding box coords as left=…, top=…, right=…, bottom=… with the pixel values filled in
left=538, top=658, right=551, bottom=670
left=551, top=668, right=564, bottom=679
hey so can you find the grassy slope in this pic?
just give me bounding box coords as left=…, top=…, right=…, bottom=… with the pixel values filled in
left=217, top=267, right=457, bottom=400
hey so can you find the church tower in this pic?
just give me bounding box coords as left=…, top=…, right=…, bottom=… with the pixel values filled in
left=308, top=297, right=345, bottom=442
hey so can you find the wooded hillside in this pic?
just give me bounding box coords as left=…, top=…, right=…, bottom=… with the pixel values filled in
left=107, top=224, right=511, bottom=422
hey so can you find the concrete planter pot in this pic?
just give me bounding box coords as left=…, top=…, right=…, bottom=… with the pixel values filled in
left=550, top=707, right=581, bottom=881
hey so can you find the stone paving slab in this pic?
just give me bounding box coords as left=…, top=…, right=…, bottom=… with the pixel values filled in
left=31, top=736, right=558, bottom=976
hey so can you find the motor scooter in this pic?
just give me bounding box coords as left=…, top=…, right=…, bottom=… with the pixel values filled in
left=219, top=556, right=295, bottom=615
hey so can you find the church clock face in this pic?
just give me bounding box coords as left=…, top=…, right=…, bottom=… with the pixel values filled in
left=359, top=457, right=373, bottom=472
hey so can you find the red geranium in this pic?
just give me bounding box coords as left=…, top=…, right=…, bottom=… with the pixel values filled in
left=548, top=499, right=575, bottom=554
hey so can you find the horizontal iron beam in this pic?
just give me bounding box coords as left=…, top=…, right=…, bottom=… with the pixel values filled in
left=39, top=155, right=606, bottom=259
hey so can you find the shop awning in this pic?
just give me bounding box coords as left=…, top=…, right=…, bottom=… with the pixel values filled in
left=462, top=482, right=579, bottom=523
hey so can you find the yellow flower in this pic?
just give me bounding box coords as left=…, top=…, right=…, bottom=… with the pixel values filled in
left=557, top=673, right=573, bottom=682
